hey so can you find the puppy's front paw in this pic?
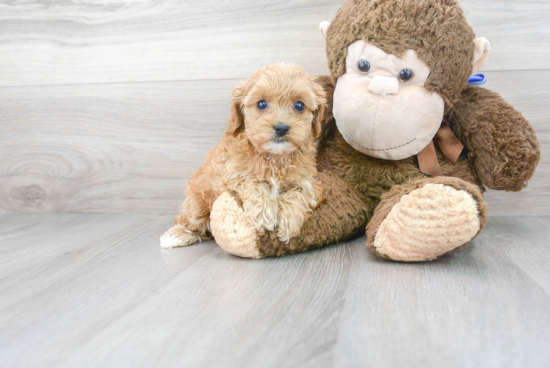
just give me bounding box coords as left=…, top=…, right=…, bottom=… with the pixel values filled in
left=276, top=218, right=303, bottom=244
left=160, top=226, right=200, bottom=248
left=242, top=196, right=279, bottom=233
left=276, top=193, right=310, bottom=243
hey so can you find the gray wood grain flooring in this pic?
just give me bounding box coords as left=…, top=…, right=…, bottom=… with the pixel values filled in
left=1, top=214, right=549, bottom=368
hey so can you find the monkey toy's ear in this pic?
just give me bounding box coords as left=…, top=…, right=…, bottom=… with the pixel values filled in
left=472, top=38, right=491, bottom=75
left=226, top=82, right=246, bottom=137
left=319, top=21, right=331, bottom=41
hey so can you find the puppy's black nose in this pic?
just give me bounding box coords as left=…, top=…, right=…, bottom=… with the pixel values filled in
left=274, top=123, right=290, bottom=137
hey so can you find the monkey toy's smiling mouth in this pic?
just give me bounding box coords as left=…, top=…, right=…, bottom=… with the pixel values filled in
left=341, top=132, right=418, bottom=153
left=334, top=84, right=443, bottom=161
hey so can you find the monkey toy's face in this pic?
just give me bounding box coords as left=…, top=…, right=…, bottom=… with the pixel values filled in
left=333, top=40, right=445, bottom=160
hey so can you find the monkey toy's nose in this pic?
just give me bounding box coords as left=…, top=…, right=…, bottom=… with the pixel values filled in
left=274, top=123, right=290, bottom=137
left=368, top=76, right=399, bottom=96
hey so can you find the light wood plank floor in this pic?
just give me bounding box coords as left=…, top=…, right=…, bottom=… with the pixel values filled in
left=0, top=214, right=549, bottom=368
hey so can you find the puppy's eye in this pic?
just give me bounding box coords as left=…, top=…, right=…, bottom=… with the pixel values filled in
left=257, top=100, right=268, bottom=110
left=358, top=59, right=371, bottom=73
left=398, top=69, right=414, bottom=82
left=295, top=101, right=305, bottom=113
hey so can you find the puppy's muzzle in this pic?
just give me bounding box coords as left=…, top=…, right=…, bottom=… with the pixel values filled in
left=274, top=123, right=290, bottom=138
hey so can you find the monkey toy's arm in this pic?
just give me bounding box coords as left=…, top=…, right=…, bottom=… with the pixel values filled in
left=446, top=86, right=540, bottom=191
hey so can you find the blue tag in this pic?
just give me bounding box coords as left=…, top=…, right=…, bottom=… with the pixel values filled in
left=468, top=74, right=487, bottom=86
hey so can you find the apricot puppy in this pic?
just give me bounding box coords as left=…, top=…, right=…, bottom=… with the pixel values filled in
left=160, top=63, right=326, bottom=249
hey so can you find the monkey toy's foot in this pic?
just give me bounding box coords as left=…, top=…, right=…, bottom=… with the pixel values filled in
left=210, top=191, right=263, bottom=259
left=367, top=177, right=488, bottom=262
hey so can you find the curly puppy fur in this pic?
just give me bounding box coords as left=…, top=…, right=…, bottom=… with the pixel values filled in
left=161, top=63, right=326, bottom=248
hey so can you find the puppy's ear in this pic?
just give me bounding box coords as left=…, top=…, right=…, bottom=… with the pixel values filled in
left=226, top=82, right=246, bottom=136
left=311, top=81, right=327, bottom=140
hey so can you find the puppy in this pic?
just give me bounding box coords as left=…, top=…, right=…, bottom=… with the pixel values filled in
left=160, top=63, right=326, bottom=249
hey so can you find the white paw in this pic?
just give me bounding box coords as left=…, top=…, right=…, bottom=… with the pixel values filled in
left=159, top=232, right=198, bottom=248
left=159, top=234, right=185, bottom=248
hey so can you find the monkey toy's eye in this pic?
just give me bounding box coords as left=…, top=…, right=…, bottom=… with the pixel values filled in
left=399, top=69, right=414, bottom=82
left=257, top=100, right=268, bottom=110
left=295, top=101, right=305, bottom=113
left=358, top=59, right=371, bottom=73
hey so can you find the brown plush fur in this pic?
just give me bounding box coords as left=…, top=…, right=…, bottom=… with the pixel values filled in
left=209, top=0, right=540, bottom=262
left=162, top=64, right=326, bottom=246
left=447, top=86, right=541, bottom=191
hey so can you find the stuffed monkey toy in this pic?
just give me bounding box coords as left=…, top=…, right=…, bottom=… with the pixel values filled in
left=208, top=0, right=540, bottom=262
